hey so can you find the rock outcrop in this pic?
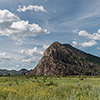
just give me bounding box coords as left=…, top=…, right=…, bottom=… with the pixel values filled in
left=27, top=41, right=100, bottom=75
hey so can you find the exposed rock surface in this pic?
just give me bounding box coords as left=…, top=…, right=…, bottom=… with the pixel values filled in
left=27, top=41, right=100, bottom=75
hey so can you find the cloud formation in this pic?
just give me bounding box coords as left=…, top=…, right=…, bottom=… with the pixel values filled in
left=22, top=57, right=38, bottom=63
left=72, top=41, right=78, bottom=46
left=0, top=53, right=12, bottom=64
left=72, top=40, right=97, bottom=47
left=98, top=29, right=100, bottom=33
left=97, top=47, right=100, bottom=50
left=20, top=47, right=43, bottom=56
left=17, top=5, right=47, bottom=13
left=20, top=47, right=43, bottom=64
left=72, top=29, right=100, bottom=47
left=78, top=30, right=100, bottom=40
left=43, top=45, right=49, bottom=49
left=0, top=9, right=50, bottom=42
left=80, top=40, right=97, bottom=47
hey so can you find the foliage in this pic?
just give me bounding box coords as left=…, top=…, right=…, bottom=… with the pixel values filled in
left=0, top=75, right=100, bottom=100
left=0, top=69, right=28, bottom=75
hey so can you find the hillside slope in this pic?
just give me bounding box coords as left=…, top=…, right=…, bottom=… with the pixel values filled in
left=0, top=69, right=28, bottom=75
left=27, top=41, right=100, bottom=75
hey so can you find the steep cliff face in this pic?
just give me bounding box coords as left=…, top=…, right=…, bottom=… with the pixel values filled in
left=27, top=41, right=100, bottom=75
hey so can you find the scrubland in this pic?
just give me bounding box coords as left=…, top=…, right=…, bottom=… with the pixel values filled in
left=0, top=75, right=100, bottom=100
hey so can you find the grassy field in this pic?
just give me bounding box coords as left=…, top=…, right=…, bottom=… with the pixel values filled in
left=0, top=75, right=100, bottom=100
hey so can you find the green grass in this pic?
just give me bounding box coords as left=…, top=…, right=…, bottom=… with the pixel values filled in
left=0, top=75, right=100, bottom=100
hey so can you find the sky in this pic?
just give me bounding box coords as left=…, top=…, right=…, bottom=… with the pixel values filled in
left=0, top=0, right=100, bottom=70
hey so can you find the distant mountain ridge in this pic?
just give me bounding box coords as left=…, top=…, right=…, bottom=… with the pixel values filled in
left=27, top=41, right=100, bottom=75
left=0, top=68, right=28, bottom=75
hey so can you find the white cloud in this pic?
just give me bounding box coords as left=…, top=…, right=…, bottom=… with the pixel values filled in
left=73, top=29, right=100, bottom=47
left=78, top=30, right=90, bottom=37
left=20, top=47, right=43, bottom=64
left=0, top=9, right=19, bottom=23
left=72, top=40, right=97, bottom=47
left=72, top=41, right=78, bottom=46
left=97, top=47, right=100, bottom=50
left=73, top=29, right=100, bottom=41
left=72, top=29, right=100, bottom=47
left=22, top=57, right=37, bottom=63
left=0, top=53, right=12, bottom=64
left=78, top=30, right=100, bottom=40
left=7, top=64, right=20, bottom=70
left=0, top=9, right=50, bottom=42
left=22, top=58, right=33, bottom=63
left=28, top=68, right=32, bottom=71
left=72, top=29, right=78, bottom=34
left=92, top=33, right=100, bottom=40
left=16, top=42, right=23, bottom=45
left=20, top=47, right=43, bottom=56
left=16, top=65, right=20, bottom=68
left=98, top=29, right=100, bottom=33
left=43, top=45, right=49, bottom=49
left=80, top=40, right=97, bottom=47
left=17, top=5, right=47, bottom=13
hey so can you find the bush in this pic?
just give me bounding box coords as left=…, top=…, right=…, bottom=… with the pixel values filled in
left=43, top=76, right=47, bottom=82
left=6, top=73, right=10, bottom=76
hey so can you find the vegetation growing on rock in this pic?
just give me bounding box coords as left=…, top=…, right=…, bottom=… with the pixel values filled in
left=27, top=41, right=100, bottom=75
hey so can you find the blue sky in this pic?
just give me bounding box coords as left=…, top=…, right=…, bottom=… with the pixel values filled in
left=0, top=0, right=100, bottom=70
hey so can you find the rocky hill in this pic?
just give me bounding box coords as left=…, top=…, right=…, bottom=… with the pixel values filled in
left=27, top=41, right=100, bottom=75
left=0, top=68, right=28, bottom=75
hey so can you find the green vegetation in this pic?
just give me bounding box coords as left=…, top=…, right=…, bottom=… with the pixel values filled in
left=0, top=69, right=28, bottom=75
left=0, top=75, right=100, bottom=100
left=57, top=49, right=65, bottom=55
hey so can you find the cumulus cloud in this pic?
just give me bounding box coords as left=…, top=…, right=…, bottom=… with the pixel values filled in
left=0, top=9, right=50, bottom=42
left=22, top=57, right=38, bottom=63
left=98, top=29, right=100, bottom=33
left=72, top=40, right=97, bottom=47
left=72, top=29, right=100, bottom=47
left=97, top=47, right=100, bottom=50
left=0, top=9, right=19, bottom=23
left=78, top=30, right=100, bottom=40
left=17, top=5, right=47, bottom=13
left=20, top=47, right=43, bottom=56
left=72, top=41, right=78, bottom=46
left=80, top=40, right=97, bottom=47
left=0, top=53, right=12, bottom=64
left=43, top=45, right=49, bottom=49
left=78, top=30, right=90, bottom=37
left=22, top=58, right=33, bottom=63
left=20, top=47, right=43, bottom=64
